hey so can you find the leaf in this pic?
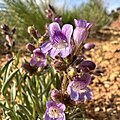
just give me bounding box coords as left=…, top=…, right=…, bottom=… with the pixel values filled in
left=17, top=104, right=33, bottom=120
left=16, top=111, right=27, bottom=120
left=15, top=50, right=22, bottom=66
left=0, top=59, right=13, bottom=81
left=10, top=82, right=16, bottom=101
left=54, top=74, right=61, bottom=90
left=5, top=60, right=13, bottom=82
left=0, top=58, right=13, bottom=75
left=22, top=93, right=32, bottom=114
left=0, top=102, right=9, bottom=111
left=1, top=69, right=19, bottom=95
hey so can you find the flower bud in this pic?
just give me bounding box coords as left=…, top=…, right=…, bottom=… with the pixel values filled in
left=6, top=54, right=12, bottom=61
left=26, top=43, right=35, bottom=53
left=28, top=26, right=39, bottom=39
left=51, top=89, right=61, bottom=102
left=84, top=42, right=95, bottom=50
left=51, top=59, right=66, bottom=71
left=54, top=16, right=62, bottom=26
left=1, top=24, right=9, bottom=31
left=79, top=60, right=96, bottom=72
left=11, top=27, right=16, bottom=34
left=45, top=9, right=53, bottom=19
left=22, top=61, right=37, bottom=75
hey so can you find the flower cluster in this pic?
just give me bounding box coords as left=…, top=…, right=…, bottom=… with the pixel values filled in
left=23, top=16, right=95, bottom=119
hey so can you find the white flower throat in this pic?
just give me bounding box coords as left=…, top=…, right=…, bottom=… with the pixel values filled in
left=53, top=39, right=68, bottom=49
left=48, top=106, right=63, bottom=118
left=72, top=81, right=86, bottom=93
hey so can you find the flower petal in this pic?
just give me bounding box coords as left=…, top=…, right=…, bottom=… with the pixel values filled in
left=86, top=22, right=93, bottom=30
left=49, top=22, right=61, bottom=37
left=41, top=41, right=52, bottom=53
left=74, top=19, right=87, bottom=27
left=59, top=46, right=72, bottom=58
left=85, top=87, right=93, bottom=100
left=36, top=60, right=47, bottom=67
left=73, top=27, right=88, bottom=45
left=49, top=47, right=60, bottom=58
left=46, top=100, right=56, bottom=108
left=70, top=88, right=79, bottom=101
left=43, top=112, right=52, bottom=120
left=57, top=103, right=66, bottom=111
left=80, top=73, right=91, bottom=86
left=30, top=57, right=37, bottom=66
left=62, top=24, right=73, bottom=43
left=57, top=114, right=66, bottom=120
left=79, top=60, right=96, bottom=71
left=78, top=93, right=85, bottom=102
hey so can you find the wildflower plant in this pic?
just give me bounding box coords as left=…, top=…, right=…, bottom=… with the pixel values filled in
left=0, top=5, right=96, bottom=120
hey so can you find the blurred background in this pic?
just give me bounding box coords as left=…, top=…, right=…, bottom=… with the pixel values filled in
left=0, top=0, right=120, bottom=119
left=0, top=0, right=120, bottom=42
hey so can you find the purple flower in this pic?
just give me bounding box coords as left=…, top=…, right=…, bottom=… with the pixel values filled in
left=73, top=19, right=93, bottom=46
left=67, top=73, right=93, bottom=102
left=41, top=22, right=73, bottom=58
left=30, top=48, right=47, bottom=67
left=44, top=100, right=66, bottom=120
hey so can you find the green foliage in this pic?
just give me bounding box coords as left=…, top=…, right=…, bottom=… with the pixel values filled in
left=0, top=56, right=59, bottom=119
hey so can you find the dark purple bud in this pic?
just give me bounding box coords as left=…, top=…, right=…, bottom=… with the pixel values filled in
left=84, top=42, right=95, bottom=50
left=45, top=9, right=53, bottom=19
left=1, top=24, right=9, bottom=31
left=26, top=43, right=35, bottom=53
left=72, top=55, right=85, bottom=65
left=28, top=26, right=40, bottom=39
left=11, top=27, right=16, bottom=34
left=54, top=16, right=62, bottom=26
left=22, top=61, right=37, bottom=75
left=12, top=41, right=15, bottom=47
left=6, top=54, right=12, bottom=61
left=79, top=60, right=96, bottom=72
left=51, top=89, right=61, bottom=102
left=51, top=59, right=66, bottom=71
left=48, top=4, right=55, bottom=14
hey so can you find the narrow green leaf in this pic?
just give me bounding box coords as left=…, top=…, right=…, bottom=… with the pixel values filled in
left=17, top=110, right=28, bottom=120
left=22, top=93, right=32, bottom=114
left=0, top=102, right=9, bottom=111
left=18, top=104, right=33, bottom=120
left=1, top=69, right=19, bottom=95
left=5, top=60, right=13, bottom=82
left=0, top=58, right=13, bottom=75
left=15, top=50, right=22, bottom=66
left=10, top=82, right=16, bottom=101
